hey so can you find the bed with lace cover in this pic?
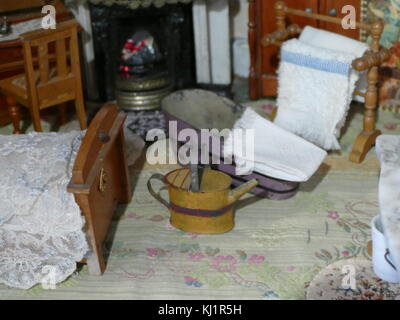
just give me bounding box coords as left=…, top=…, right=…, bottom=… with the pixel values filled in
left=0, top=105, right=132, bottom=289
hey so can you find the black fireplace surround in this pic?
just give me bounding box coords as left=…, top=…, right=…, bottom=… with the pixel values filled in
left=90, top=3, right=196, bottom=102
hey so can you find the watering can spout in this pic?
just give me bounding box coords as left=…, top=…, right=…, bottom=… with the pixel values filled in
left=228, top=179, right=259, bottom=204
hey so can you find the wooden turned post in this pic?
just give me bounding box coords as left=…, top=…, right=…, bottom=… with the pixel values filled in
left=275, top=1, right=287, bottom=31
left=349, top=21, right=384, bottom=163
left=364, top=67, right=379, bottom=132
left=262, top=24, right=302, bottom=47
left=364, top=21, right=383, bottom=133
left=275, top=1, right=287, bottom=61
left=6, top=96, right=22, bottom=134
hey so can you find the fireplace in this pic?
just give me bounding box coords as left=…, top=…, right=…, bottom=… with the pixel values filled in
left=115, top=27, right=173, bottom=110
left=89, top=2, right=196, bottom=103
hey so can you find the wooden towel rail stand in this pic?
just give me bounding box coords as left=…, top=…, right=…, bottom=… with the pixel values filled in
left=262, top=1, right=392, bottom=163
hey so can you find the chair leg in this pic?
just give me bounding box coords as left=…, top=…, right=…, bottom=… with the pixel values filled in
left=58, top=102, right=68, bottom=127
left=6, top=96, right=22, bottom=134
left=30, top=106, right=43, bottom=132
left=74, top=97, right=87, bottom=130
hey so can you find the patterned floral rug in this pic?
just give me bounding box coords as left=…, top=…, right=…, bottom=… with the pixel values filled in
left=1, top=99, right=400, bottom=299
left=306, top=259, right=400, bottom=300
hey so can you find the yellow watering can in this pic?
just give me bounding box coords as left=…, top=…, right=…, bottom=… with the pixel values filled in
left=147, top=168, right=258, bottom=234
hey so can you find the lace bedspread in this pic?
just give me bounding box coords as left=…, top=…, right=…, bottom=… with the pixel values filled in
left=0, top=131, right=89, bottom=289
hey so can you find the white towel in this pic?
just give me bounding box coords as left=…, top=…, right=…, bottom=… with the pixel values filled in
left=223, top=108, right=327, bottom=182
left=376, top=135, right=400, bottom=280
left=274, top=38, right=365, bottom=150
left=299, top=26, right=368, bottom=57
left=299, top=26, right=369, bottom=102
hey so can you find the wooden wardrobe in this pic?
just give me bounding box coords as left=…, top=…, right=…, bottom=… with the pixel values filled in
left=248, top=0, right=361, bottom=99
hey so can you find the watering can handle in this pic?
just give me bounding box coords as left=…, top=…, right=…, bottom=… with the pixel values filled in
left=385, top=249, right=397, bottom=271
left=229, top=179, right=259, bottom=202
left=147, top=173, right=169, bottom=209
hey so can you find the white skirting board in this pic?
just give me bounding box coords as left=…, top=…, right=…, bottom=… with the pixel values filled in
left=192, top=0, right=231, bottom=86
left=233, top=38, right=249, bottom=78
left=67, top=1, right=99, bottom=101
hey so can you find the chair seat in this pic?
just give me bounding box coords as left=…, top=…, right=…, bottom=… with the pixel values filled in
left=0, top=74, right=29, bottom=107
left=0, top=68, right=58, bottom=107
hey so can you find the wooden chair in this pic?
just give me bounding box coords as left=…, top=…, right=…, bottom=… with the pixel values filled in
left=262, top=1, right=392, bottom=163
left=0, top=19, right=87, bottom=133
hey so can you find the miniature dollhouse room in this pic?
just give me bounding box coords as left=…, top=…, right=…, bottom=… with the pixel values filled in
left=1, top=0, right=400, bottom=300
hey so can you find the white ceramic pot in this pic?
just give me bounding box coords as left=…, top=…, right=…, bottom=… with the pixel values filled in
left=233, top=38, right=249, bottom=78
left=371, top=215, right=399, bottom=283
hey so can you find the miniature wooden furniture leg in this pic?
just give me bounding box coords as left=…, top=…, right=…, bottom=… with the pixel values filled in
left=74, top=95, right=87, bottom=130
left=58, top=102, right=68, bottom=127
left=70, top=29, right=88, bottom=130
left=6, top=96, right=22, bottom=134
left=29, top=101, right=43, bottom=132
left=349, top=22, right=385, bottom=163
left=348, top=71, right=381, bottom=163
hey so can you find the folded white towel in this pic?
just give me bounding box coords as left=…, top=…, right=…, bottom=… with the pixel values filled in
left=299, top=26, right=369, bottom=102
left=376, top=135, right=400, bottom=279
left=299, top=26, right=368, bottom=57
left=223, top=108, right=327, bottom=182
left=274, top=38, right=364, bottom=150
